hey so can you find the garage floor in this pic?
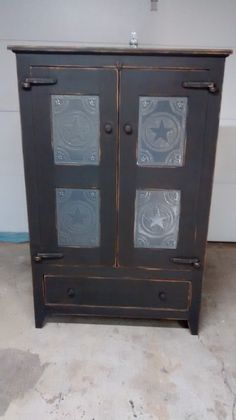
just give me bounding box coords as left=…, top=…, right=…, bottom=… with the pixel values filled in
left=0, top=243, right=236, bottom=420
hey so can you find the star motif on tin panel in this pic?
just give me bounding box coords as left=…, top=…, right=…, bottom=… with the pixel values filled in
left=134, top=189, right=181, bottom=249
left=52, top=95, right=100, bottom=165
left=137, top=97, right=188, bottom=167
left=56, top=188, right=100, bottom=247
left=150, top=119, right=171, bottom=145
left=69, top=206, right=88, bottom=225
left=149, top=207, right=167, bottom=229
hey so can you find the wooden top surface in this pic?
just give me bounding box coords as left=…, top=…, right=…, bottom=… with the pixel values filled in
left=7, top=45, right=232, bottom=57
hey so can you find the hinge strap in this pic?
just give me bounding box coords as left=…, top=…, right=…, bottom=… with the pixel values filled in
left=22, top=77, right=57, bottom=90
left=33, top=253, right=63, bottom=262
left=171, top=257, right=201, bottom=269
left=182, top=81, right=218, bottom=93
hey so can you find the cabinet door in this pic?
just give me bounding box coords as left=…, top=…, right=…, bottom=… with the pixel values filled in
left=118, top=69, right=209, bottom=268
left=29, top=67, right=117, bottom=265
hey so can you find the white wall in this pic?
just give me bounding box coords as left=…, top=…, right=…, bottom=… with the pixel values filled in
left=0, top=0, right=235, bottom=239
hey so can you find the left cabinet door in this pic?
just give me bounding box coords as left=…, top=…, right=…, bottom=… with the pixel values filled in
left=24, top=67, right=118, bottom=266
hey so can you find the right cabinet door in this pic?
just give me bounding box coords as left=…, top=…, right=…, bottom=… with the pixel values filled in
left=118, top=69, right=210, bottom=268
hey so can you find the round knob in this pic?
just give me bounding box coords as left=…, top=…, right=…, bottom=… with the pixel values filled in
left=22, top=81, right=31, bottom=90
left=193, top=261, right=201, bottom=269
left=209, top=83, right=218, bottom=93
left=124, top=123, right=133, bottom=135
left=67, top=288, right=75, bottom=298
left=104, top=123, right=113, bottom=134
left=158, top=291, right=166, bottom=302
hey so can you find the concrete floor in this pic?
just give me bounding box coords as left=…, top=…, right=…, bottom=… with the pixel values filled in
left=0, top=243, right=236, bottom=420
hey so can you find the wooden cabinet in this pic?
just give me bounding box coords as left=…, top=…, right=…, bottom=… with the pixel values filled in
left=9, top=46, right=231, bottom=334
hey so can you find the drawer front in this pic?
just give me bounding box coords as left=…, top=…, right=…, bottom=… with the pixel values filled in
left=44, top=276, right=191, bottom=311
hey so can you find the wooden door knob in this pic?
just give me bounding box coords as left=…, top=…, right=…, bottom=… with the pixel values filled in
left=104, top=123, right=113, bottom=134
left=67, top=288, right=75, bottom=298
left=124, top=123, right=133, bottom=134
left=158, top=291, right=166, bottom=302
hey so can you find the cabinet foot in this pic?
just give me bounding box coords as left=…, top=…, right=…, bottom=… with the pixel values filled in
left=35, top=312, right=45, bottom=328
left=188, top=317, right=199, bottom=335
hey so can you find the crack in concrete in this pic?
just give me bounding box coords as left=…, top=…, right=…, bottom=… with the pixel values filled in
left=221, top=360, right=236, bottom=420
left=200, top=337, right=236, bottom=420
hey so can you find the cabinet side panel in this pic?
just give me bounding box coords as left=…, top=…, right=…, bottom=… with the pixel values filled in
left=194, top=57, right=226, bottom=260
left=16, top=54, right=41, bottom=251
left=16, top=53, right=46, bottom=326
left=190, top=57, right=227, bottom=334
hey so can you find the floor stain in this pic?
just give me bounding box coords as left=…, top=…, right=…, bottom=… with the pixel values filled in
left=130, top=340, right=177, bottom=419
left=46, top=392, right=64, bottom=405
left=0, top=348, right=47, bottom=415
left=113, top=327, right=119, bottom=334
left=214, top=400, right=228, bottom=420
left=129, top=400, right=138, bottom=418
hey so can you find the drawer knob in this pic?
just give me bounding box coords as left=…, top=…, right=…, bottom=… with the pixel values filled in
left=158, top=291, right=166, bottom=302
left=67, top=288, right=75, bottom=298
left=104, top=123, right=113, bottom=134
left=124, top=123, right=133, bottom=135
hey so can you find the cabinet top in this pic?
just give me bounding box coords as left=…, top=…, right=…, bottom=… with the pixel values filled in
left=8, top=45, right=232, bottom=57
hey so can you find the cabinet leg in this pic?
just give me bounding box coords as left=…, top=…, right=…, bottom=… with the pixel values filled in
left=188, top=315, right=199, bottom=335
left=34, top=311, right=45, bottom=328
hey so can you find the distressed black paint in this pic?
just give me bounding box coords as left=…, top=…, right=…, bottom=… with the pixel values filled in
left=11, top=47, right=231, bottom=334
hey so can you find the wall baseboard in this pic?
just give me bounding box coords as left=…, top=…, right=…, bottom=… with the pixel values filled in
left=0, top=232, right=29, bottom=243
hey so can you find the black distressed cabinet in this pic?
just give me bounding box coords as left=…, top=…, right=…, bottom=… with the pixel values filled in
left=10, top=46, right=231, bottom=334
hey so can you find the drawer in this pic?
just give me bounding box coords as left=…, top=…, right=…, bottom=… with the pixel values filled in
left=44, top=276, right=191, bottom=311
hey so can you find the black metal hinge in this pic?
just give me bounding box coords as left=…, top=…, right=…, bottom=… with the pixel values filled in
left=22, top=77, right=57, bottom=90
left=171, top=257, right=201, bottom=269
left=33, top=253, right=63, bottom=262
left=182, top=81, right=218, bottom=94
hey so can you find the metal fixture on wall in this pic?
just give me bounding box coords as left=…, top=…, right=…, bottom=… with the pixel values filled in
left=151, top=0, right=158, bottom=11
left=129, top=32, right=138, bottom=48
